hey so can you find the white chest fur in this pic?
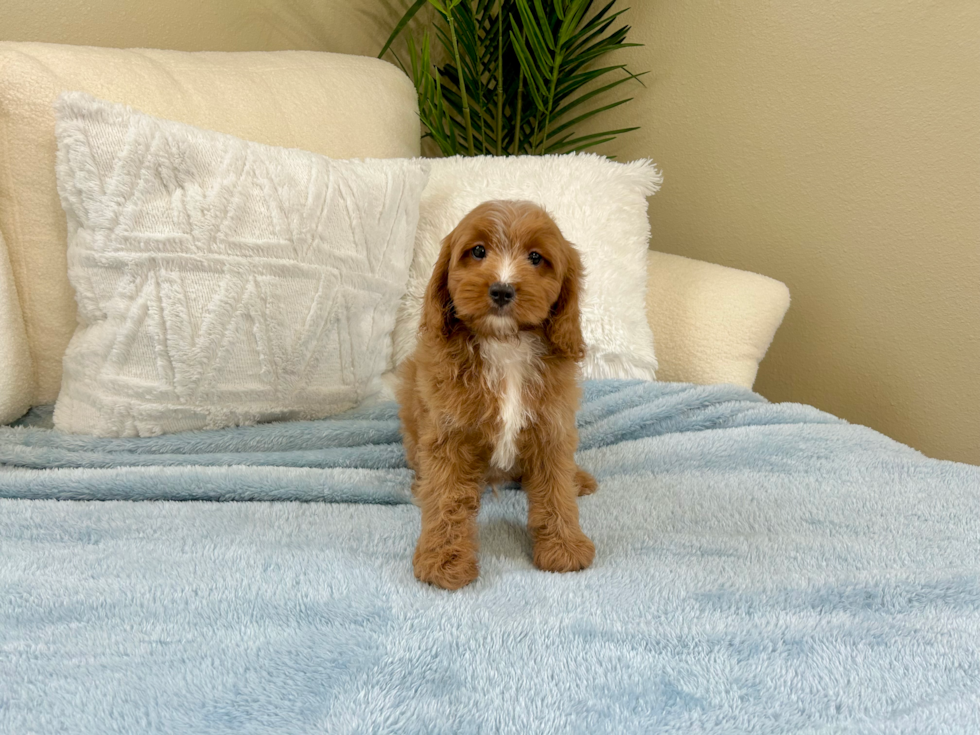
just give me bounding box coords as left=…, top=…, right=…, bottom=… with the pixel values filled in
left=480, top=334, right=543, bottom=471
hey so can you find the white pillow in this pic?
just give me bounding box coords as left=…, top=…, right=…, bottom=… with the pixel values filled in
left=53, top=93, right=429, bottom=437
left=0, top=42, right=421, bottom=411
left=389, top=154, right=662, bottom=381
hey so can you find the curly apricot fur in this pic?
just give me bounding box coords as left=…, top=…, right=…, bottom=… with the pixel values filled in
left=398, top=201, right=597, bottom=590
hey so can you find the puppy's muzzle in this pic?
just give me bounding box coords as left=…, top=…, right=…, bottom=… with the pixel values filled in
left=489, top=282, right=516, bottom=308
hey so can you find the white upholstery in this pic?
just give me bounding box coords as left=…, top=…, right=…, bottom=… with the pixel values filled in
left=645, top=251, right=790, bottom=388
left=0, top=228, right=33, bottom=424
left=0, top=41, right=421, bottom=412
left=0, top=41, right=790, bottom=424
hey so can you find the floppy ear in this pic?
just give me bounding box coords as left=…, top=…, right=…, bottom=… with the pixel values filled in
left=421, top=236, right=458, bottom=341
left=545, top=243, right=586, bottom=361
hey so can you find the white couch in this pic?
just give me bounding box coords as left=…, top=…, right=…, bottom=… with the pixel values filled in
left=0, top=41, right=789, bottom=425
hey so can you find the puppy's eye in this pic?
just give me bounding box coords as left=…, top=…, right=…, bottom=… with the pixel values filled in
left=528, top=251, right=543, bottom=266
left=471, top=245, right=486, bottom=260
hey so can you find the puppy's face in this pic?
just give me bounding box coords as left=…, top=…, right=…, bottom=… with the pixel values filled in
left=443, top=201, right=570, bottom=337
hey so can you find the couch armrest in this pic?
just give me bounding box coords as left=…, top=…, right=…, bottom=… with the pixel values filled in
left=645, top=251, right=790, bottom=389
left=0, top=226, right=34, bottom=423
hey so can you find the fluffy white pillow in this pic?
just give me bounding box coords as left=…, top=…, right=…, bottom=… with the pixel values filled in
left=54, top=93, right=429, bottom=437
left=389, top=154, right=662, bottom=381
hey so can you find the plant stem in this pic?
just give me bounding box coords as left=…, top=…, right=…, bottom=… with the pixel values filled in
left=539, top=59, right=561, bottom=154
left=447, top=12, right=476, bottom=155
left=513, top=69, right=524, bottom=154
left=512, top=23, right=525, bottom=155
left=495, top=0, right=504, bottom=155
left=539, top=17, right=564, bottom=155
left=477, top=5, right=486, bottom=153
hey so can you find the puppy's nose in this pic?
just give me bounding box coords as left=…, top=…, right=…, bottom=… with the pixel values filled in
left=489, top=282, right=516, bottom=307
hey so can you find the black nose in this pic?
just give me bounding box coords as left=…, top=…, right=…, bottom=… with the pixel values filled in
left=489, top=282, right=516, bottom=307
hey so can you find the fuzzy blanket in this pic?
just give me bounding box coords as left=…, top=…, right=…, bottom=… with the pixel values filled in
left=2, top=380, right=979, bottom=733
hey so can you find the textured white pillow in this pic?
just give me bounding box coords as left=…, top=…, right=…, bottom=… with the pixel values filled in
left=389, top=154, right=662, bottom=381
left=54, top=93, right=429, bottom=437
left=0, top=42, right=421, bottom=410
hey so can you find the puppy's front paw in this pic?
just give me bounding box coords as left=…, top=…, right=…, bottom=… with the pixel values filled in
left=575, top=467, right=598, bottom=496
left=533, top=529, right=595, bottom=573
left=413, top=543, right=479, bottom=590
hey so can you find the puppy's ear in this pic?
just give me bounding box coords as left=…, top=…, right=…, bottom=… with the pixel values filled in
left=421, top=235, right=458, bottom=340
left=545, top=242, right=586, bottom=361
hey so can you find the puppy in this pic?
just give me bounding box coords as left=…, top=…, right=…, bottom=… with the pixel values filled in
left=398, top=200, right=597, bottom=590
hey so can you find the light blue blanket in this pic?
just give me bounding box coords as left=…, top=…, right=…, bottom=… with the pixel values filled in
left=2, top=380, right=979, bottom=733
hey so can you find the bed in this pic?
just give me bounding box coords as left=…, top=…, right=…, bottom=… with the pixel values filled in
left=3, top=379, right=979, bottom=733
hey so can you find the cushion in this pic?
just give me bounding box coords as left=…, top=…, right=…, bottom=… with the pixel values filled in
left=53, top=94, right=429, bottom=437
left=645, top=250, right=790, bottom=388
left=0, top=227, right=33, bottom=425
left=389, top=154, right=662, bottom=382
left=0, top=41, right=420, bottom=415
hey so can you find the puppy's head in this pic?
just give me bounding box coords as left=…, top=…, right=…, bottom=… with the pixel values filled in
left=422, top=200, right=585, bottom=359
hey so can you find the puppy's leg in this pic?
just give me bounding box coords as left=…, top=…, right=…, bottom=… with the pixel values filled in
left=396, top=358, right=420, bottom=473
left=522, top=429, right=595, bottom=574
left=574, top=466, right=598, bottom=496
left=413, top=436, right=485, bottom=590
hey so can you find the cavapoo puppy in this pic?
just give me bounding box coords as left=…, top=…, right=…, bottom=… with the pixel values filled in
left=398, top=200, right=597, bottom=590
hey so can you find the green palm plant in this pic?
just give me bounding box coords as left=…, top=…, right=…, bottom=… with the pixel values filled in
left=379, top=0, right=646, bottom=157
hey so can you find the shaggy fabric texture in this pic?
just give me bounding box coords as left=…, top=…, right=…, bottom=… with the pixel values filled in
left=389, top=154, right=662, bottom=386
left=2, top=381, right=979, bottom=733
left=53, top=93, right=429, bottom=438
left=0, top=41, right=420, bottom=407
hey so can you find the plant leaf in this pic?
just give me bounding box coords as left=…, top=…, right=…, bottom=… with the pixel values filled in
left=546, top=126, right=639, bottom=153
left=558, top=0, right=593, bottom=45
left=509, top=27, right=547, bottom=108
left=378, top=0, right=430, bottom=60
left=513, top=0, right=554, bottom=67
left=531, top=0, right=556, bottom=49
left=546, top=96, right=633, bottom=140
left=550, top=70, right=647, bottom=123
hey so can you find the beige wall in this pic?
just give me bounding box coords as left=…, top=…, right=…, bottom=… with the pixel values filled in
left=0, top=0, right=392, bottom=55
left=3, top=0, right=978, bottom=464
left=589, top=1, right=979, bottom=465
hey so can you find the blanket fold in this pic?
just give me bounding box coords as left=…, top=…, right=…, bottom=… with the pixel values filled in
left=0, top=381, right=850, bottom=502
